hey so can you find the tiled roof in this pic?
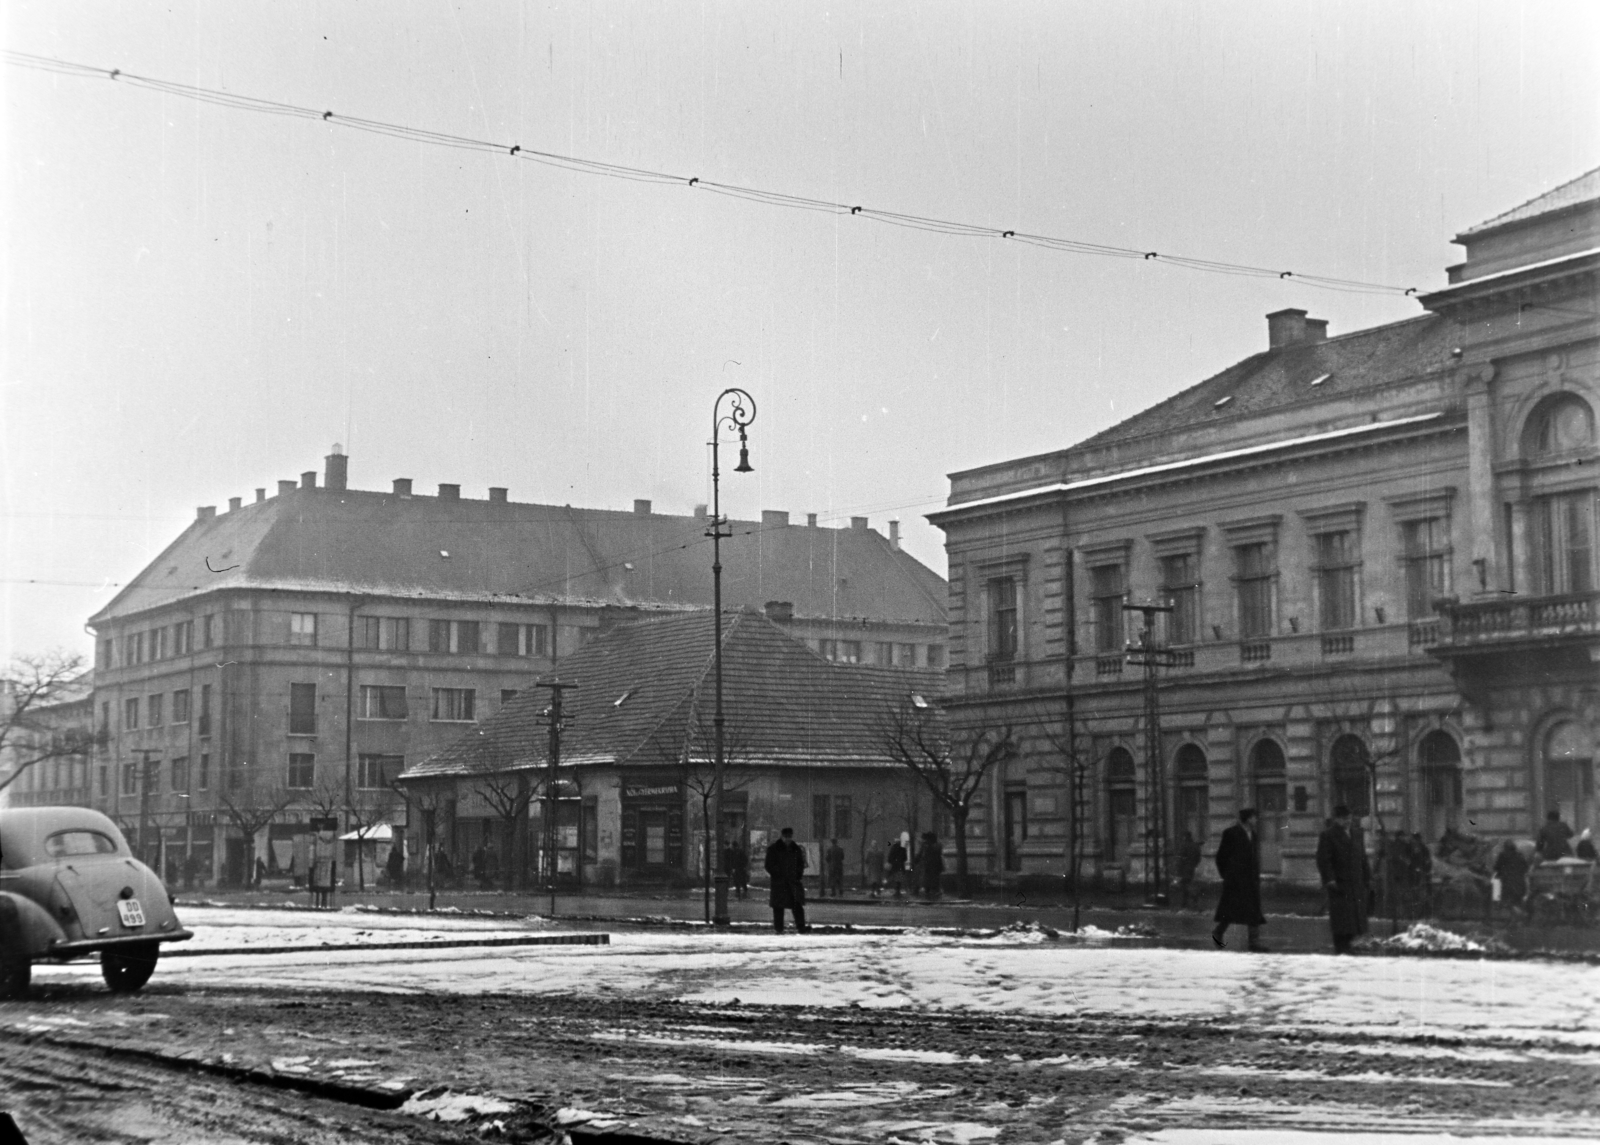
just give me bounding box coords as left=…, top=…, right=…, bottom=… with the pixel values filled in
left=1462, top=167, right=1600, bottom=236
left=400, top=609, right=945, bottom=780
left=1067, top=313, right=1457, bottom=453
left=90, top=490, right=946, bottom=625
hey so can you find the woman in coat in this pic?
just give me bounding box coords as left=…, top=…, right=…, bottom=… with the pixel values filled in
left=1212, top=809, right=1266, bottom=950
left=1316, top=805, right=1372, bottom=954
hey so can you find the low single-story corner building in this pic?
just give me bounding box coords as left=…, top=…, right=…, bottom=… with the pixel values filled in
left=397, top=608, right=948, bottom=887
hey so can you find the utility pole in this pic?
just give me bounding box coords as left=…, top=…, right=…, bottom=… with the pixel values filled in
left=132, top=747, right=163, bottom=869
left=1123, top=601, right=1177, bottom=907
left=536, top=678, right=574, bottom=919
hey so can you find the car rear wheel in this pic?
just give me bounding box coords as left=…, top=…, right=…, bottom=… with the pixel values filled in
left=0, top=952, right=29, bottom=1000
left=101, top=942, right=159, bottom=993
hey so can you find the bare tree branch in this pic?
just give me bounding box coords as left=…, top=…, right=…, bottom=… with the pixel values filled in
left=0, top=652, right=102, bottom=794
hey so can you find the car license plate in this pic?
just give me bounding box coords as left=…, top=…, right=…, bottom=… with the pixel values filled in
left=117, top=899, right=146, bottom=927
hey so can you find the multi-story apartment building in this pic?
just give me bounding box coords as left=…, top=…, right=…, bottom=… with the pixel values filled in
left=0, top=670, right=95, bottom=810
left=929, top=169, right=1599, bottom=887
left=86, top=450, right=947, bottom=884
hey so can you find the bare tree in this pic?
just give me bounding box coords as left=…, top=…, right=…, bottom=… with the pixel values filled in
left=878, top=697, right=1014, bottom=896
left=218, top=784, right=299, bottom=886
left=1315, top=687, right=1412, bottom=929
left=856, top=791, right=887, bottom=885
left=472, top=767, right=535, bottom=891
left=390, top=780, right=453, bottom=910
left=342, top=782, right=399, bottom=892
left=0, top=652, right=102, bottom=795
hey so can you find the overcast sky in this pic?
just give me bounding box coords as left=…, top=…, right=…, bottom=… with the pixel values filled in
left=3, top=1, right=1597, bottom=661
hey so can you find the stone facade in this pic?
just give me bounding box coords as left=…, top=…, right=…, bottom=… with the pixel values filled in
left=930, top=170, right=1600, bottom=888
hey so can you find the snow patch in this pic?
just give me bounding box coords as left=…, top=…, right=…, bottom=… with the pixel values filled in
left=400, top=1088, right=515, bottom=1122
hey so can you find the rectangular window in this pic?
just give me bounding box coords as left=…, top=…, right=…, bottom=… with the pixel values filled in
left=430, top=687, right=476, bottom=722
left=898, top=643, right=918, bottom=667
left=357, top=753, right=402, bottom=790
left=1314, top=531, right=1358, bottom=631
left=171, top=756, right=188, bottom=791
left=124, top=697, right=140, bottom=730
left=359, top=684, right=409, bottom=720
left=198, top=753, right=210, bottom=791
left=817, top=639, right=838, bottom=661
left=1159, top=554, right=1199, bottom=645
left=289, top=683, right=317, bottom=735
left=497, top=623, right=520, bottom=656
left=1402, top=518, right=1450, bottom=619
left=875, top=641, right=895, bottom=666
left=199, top=684, right=212, bottom=736
left=1235, top=543, right=1275, bottom=639
left=289, top=613, right=318, bottom=646
left=926, top=645, right=945, bottom=668
left=355, top=616, right=381, bottom=649
left=428, top=619, right=479, bottom=653
left=811, top=794, right=831, bottom=841
left=172, top=689, right=191, bottom=724
left=1090, top=564, right=1126, bottom=652
left=99, top=639, right=113, bottom=668
left=429, top=619, right=449, bottom=652
left=1532, top=492, right=1596, bottom=595
left=174, top=620, right=194, bottom=655
left=287, top=753, right=315, bottom=789
left=839, top=640, right=862, bottom=664
left=526, top=624, right=548, bottom=656
left=202, top=614, right=215, bottom=649
left=147, top=694, right=163, bottom=728
left=832, top=795, right=853, bottom=840
left=989, top=576, right=1019, bottom=661
left=100, top=702, right=110, bottom=737
left=125, top=632, right=144, bottom=666
left=356, top=616, right=411, bottom=651
left=121, top=762, right=139, bottom=796
left=152, top=627, right=169, bottom=661
left=456, top=621, right=480, bottom=654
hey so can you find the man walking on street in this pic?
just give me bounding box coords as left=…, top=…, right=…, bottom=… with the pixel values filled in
left=1212, top=809, right=1266, bottom=951
left=825, top=838, right=845, bottom=897
left=885, top=835, right=907, bottom=899
left=764, top=827, right=809, bottom=933
left=1317, top=804, right=1372, bottom=954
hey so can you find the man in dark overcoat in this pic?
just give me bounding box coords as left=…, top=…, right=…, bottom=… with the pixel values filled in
left=1212, top=809, right=1266, bottom=951
left=886, top=835, right=908, bottom=898
left=764, top=827, right=809, bottom=933
left=1316, top=804, right=1372, bottom=953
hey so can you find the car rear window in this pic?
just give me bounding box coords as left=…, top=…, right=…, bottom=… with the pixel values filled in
left=43, top=830, right=120, bottom=858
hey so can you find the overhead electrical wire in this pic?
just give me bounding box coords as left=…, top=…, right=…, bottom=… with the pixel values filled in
left=5, top=49, right=1416, bottom=297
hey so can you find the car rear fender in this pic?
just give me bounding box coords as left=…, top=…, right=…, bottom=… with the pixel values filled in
left=0, top=889, right=68, bottom=958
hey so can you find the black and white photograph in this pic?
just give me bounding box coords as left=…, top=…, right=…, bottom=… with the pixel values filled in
left=1, top=3, right=1597, bottom=1142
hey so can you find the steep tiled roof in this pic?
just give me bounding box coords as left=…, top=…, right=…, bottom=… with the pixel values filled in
left=90, top=490, right=946, bottom=625
left=400, top=609, right=945, bottom=779
left=1462, top=167, right=1600, bottom=236
left=1067, top=313, right=1457, bottom=453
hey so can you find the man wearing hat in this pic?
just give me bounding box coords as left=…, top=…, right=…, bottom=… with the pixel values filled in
left=1316, top=804, right=1372, bottom=954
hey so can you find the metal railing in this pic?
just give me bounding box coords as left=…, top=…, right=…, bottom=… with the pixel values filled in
left=1436, top=590, right=1600, bottom=645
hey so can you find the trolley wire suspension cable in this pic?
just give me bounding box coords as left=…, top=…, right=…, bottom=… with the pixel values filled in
left=5, top=49, right=1415, bottom=297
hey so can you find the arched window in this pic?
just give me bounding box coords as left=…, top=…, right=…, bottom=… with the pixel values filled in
left=1173, top=744, right=1209, bottom=846
left=1526, top=394, right=1596, bottom=457
left=1249, top=739, right=1287, bottom=874
left=1417, top=730, right=1462, bottom=843
left=1106, top=746, right=1137, bottom=867
left=1330, top=734, right=1371, bottom=818
left=1543, top=721, right=1595, bottom=834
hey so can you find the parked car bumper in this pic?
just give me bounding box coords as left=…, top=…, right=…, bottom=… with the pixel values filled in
left=43, top=929, right=194, bottom=960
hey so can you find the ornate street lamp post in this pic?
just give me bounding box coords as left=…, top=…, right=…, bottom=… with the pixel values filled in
left=709, top=388, right=756, bottom=928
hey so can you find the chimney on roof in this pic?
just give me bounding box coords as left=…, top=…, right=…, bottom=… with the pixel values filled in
left=256, top=488, right=266, bottom=503
left=693, top=504, right=708, bottom=519
left=889, top=520, right=901, bottom=550
left=807, top=513, right=818, bottom=527
left=633, top=499, right=652, bottom=515
left=277, top=480, right=297, bottom=496
left=196, top=506, right=216, bottom=521
left=438, top=483, right=460, bottom=501
left=324, top=444, right=348, bottom=492
left=228, top=497, right=242, bottom=512
left=488, top=487, right=508, bottom=503
left=764, top=600, right=794, bottom=623
left=1304, top=317, right=1328, bottom=343
left=850, top=516, right=869, bottom=531
left=393, top=478, right=413, bottom=497
left=1267, top=308, right=1315, bottom=349
left=762, top=509, right=789, bottom=527
left=300, top=471, right=317, bottom=489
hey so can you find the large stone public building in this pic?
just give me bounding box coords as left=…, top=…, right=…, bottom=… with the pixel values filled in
left=930, top=169, right=1599, bottom=888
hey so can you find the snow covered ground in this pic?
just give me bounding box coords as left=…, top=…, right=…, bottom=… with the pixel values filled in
left=33, top=905, right=1600, bottom=1047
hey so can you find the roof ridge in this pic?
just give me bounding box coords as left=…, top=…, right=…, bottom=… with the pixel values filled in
left=1463, top=166, right=1600, bottom=235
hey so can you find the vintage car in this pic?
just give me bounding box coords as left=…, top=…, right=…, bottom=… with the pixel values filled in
left=0, top=806, right=192, bottom=998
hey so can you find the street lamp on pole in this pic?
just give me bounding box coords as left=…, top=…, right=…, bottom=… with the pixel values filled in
left=709, top=387, right=755, bottom=929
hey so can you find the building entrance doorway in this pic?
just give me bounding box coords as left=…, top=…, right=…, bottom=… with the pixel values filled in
left=1544, top=721, right=1595, bottom=835
left=1003, top=789, right=1027, bottom=872
left=1250, top=739, right=1287, bottom=875
left=1417, top=730, right=1463, bottom=844
left=1106, top=747, right=1137, bottom=868
left=1173, top=744, right=1209, bottom=849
